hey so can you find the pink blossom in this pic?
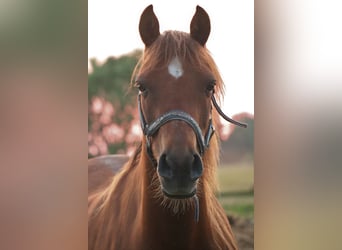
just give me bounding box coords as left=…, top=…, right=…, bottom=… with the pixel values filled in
left=91, top=97, right=104, bottom=114
left=103, top=123, right=125, bottom=143
left=126, top=146, right=136, bottom=156
left=89, top=145, right=99, bottom=156
left=103, top=102, right=114, bottom=116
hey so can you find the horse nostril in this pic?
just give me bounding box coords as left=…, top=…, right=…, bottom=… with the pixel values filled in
left=158, top=152, right=203, bottom=181
left=191, top=154, right=203, bottom=180
left=158, top=154, right=173, bottom=179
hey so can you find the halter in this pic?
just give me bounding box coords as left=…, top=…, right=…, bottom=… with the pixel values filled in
left=138, top=92, right=247, bottom=165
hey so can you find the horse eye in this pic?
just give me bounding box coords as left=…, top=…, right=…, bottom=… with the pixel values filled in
left=206, top=85, right=214, bottom=91
left=206, top=82, right=216, bottom=92
left=138, top=85, right=146, bottom=92
left=135, top=81, right=147, bottom=93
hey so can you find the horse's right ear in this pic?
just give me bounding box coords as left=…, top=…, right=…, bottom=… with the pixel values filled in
left=139, top=5, right=160, bottom=47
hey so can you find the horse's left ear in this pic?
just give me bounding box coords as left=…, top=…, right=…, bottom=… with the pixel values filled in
left=190, top=6, right=211, bottom=46
left=139, top=5, right=160, bottom=47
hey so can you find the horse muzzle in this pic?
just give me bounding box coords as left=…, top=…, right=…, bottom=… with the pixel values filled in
left=157, top=153, right=203, bottom=199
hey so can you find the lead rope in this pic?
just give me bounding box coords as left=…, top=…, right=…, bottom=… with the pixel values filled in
left=194, top=194, right=199, bottom=223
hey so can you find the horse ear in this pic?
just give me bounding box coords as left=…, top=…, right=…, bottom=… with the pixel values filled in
left=139, top=5, right=160, bottom=47
left=190, top=6, right=211, bottom=46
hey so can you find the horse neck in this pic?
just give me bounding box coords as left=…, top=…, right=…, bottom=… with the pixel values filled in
left=138, top=138, right=237, bottom=249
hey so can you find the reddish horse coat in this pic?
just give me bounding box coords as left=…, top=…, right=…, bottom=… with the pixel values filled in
left=89, top=5, right=238, bottom=250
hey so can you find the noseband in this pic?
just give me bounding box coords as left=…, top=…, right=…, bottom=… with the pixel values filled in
left=138, top=93, right=247, bottom=165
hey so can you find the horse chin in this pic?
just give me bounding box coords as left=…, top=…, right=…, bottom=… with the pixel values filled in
left=162, top=188, right=197, bottom=200
left=157, top=175, right=198, bottom=200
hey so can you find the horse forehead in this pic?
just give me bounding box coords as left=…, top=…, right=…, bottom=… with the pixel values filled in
left=167, top=57, right=183, bottom=79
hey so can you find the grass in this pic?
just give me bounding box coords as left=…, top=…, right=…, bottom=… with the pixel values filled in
left=216, top=161, right=254, bottom=218
left=222, top=203, right=254, bottom=217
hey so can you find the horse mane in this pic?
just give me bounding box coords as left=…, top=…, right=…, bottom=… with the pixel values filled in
left=89, top=31, right=236, bottom=249
left=88, top=144, right=143, bottom=249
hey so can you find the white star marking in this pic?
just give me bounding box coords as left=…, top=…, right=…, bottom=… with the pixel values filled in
left=168, top=57, right=183, bottom=79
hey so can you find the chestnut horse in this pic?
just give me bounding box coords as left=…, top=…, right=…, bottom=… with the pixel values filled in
left=88, top=5, right=247, bottom=250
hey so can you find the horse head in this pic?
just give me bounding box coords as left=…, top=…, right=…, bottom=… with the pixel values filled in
left=136, top=5, right=246, bottom=200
